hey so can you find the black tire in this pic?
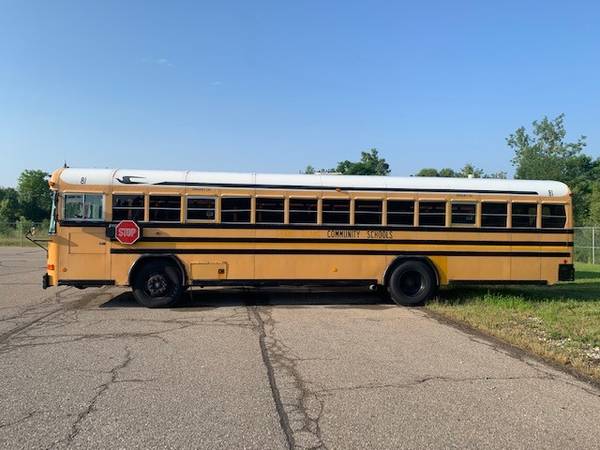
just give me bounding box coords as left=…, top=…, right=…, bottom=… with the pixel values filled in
left=132, top=260, right=183, bottom=308
left=387, top=260, right=437, bottom=306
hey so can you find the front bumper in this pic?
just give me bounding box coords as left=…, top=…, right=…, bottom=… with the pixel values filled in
left=42, top=273, right=50, bottom=289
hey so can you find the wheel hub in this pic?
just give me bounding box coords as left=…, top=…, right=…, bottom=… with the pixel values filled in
left=399, top=271, right=423, bottom=297
left=146, top=274, right=168, bottom=297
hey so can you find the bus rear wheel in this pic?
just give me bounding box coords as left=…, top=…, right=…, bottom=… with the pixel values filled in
left=132, top=260, right=183, bottom=308
left=387, top=260, right=437, bottom=306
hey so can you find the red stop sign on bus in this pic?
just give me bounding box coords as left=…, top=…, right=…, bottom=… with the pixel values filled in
left=115, top=220, right=140, bottom=245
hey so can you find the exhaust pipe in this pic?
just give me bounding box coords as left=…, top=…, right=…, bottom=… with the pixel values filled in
left=368, top=284, right=378, bottom=292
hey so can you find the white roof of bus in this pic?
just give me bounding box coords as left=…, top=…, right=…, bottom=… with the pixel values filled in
left=58, top=168, right=570, bottom=196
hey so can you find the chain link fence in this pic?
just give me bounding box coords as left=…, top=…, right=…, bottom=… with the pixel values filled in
left=574, top=227, right=599, bottom=265
left=0, top=221, right=49, bottom=246
left=1, top=222, right=598, bottom=264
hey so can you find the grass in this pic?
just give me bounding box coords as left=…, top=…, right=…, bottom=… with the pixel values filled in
left=0, top=230, right=49, bottom=246
left=0, top=237, right=37, bottom=246
left=427, top=263, right=600, bottom=382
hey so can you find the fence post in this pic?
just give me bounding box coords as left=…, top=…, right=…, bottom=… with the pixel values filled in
left=593, top=227, right=596, bottom=265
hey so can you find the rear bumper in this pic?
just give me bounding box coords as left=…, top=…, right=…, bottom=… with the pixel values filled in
left=42, top=273, right=50, bottom=289
left=558, top=264, right=575, bottom=282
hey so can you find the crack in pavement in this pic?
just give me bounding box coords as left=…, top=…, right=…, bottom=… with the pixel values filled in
left=56, top=347, right=133, bottom=447
left=0, top=287, right=76, bottom=325
left=248, top=306, right=295, bottom=450
left=315, top=374, right=556, bottom=394
left=0, top=410, right=40, bottom=430
left=248, top=306, right=328, bottom=450
left=0, top=287, right=109, bottom=347
left=0, top=331, right=169, bottom=355
left=464, top=334, right=600, bottom=398
left=423, top=309, right=600, bottom=398
left=0, top=308, right=255, bottom=356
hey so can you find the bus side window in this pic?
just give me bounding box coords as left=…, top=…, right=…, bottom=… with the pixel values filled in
left=64, top=193, right=104, bottom=221
left=387, top=200, right=414, bottom=226
left=187, top=197, right=216, bottom=221
left=256, top=198, right=284, bottom=223
left=542, top=204, right=566, bottom=228
left=289, top=199, right=317, bottom=224
left=419, top=201, right=446, bottom=226
left=113, top=195, right=144, bottom=221
left=512, top=203, right=537, bottom=228
left=322, top=199, right=350, bottom=224
left=354, top=200, right=382, bottom=225
left=149, top=195, right=181, bottom=222
left=451, top=202, right=476, bottom=226
left=221, top=197, right=251, bottom=223
left=481, top=202, right=507, bottom=228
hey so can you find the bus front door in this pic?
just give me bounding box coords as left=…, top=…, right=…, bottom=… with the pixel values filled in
left=59, top=226, right=111, bottom=283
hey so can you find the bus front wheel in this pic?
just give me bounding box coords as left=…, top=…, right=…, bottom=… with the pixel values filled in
left=387, top=260, right=437, bottom=306
left=132, top=260, right=183, bottom=308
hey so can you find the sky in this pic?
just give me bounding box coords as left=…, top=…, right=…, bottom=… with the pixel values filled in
left=1, top=0, right=599, bottom=187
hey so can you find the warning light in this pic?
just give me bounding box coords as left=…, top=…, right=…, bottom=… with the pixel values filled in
left=47, top=264, right=55, bottom=270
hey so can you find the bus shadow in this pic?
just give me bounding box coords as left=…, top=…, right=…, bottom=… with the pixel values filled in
left=100, top=288, right=394, bottom=310
left=99, top=280, right=600, bottom=309
left=574, top=271, right=600, bottom=281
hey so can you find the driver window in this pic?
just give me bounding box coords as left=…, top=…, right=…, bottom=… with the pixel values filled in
left=63, top=194, right=104, bottom=221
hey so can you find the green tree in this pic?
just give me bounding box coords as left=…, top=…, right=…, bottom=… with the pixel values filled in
left=414, top=168, right=439, bottom=177
left=588, top=183, right=600, bottom=225
left=334, top=149, right=391, bottom=175
left=414, top=164, right=488, bottom=178
left=305, top=149, right=391, bottom=175
left=438, top=168, right=457, bottom=177
left=17, top=170, right=51, bottom=222
left=506, top=114, right=597, bottom=224
left=0, top=187, right=20, bottom=222
left=507, top=113, right=588, bottom=181
left=483, top=171, right=508, bottom=179
left=456, top=164, right=484, bottom=178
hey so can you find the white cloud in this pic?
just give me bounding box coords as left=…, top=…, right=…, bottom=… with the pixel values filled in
left=139, top=57, right=174, bottom=67
left=210, top=81, right=222, bottom=86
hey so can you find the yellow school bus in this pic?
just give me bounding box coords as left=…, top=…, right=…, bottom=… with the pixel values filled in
left=43, top=168, right=574, bottom=307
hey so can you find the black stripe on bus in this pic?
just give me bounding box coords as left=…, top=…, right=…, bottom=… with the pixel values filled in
left=152, top=181, right=539, bottom=195
left=136, top=237, right=574, bottom=247
left=190, top=279, right=378, bottom=287
left=59, top=221, right=575, bottom=234
left=58, top=280, right=115, bottom=287
left=449, top=280, right=548, bottom=286
left=110, top=248, right=571, bottom=257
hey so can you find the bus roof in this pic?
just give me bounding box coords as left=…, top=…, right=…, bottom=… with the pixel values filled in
left=57, top=168, right=570, bottom=197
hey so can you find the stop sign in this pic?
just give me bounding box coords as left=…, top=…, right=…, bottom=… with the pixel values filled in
left=115, top=220, right=140, bottom=245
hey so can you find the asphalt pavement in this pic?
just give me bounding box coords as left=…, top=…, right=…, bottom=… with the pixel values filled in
left=1, top=247, right=599, bottom=449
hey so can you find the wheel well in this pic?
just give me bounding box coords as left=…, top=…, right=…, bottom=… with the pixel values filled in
left=383, top=256, right=440, bottom=287
left=128, top=255, right=187, bottom=287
